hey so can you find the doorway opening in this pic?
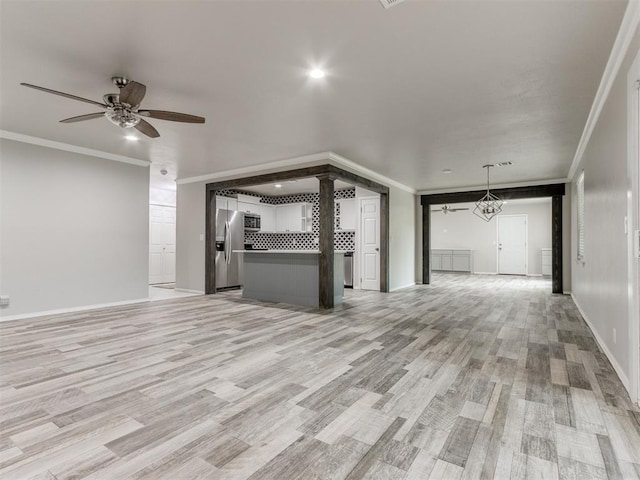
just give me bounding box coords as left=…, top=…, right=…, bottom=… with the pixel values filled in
left=421, top=184, right=565, bottom=293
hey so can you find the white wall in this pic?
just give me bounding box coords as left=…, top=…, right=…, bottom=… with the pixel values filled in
left=431, top=200, right=551, bottom=275
left=570, top=28, right=640, bottom=390
left=388, top=186, right=416, bottom=290
left=176, top=180, right=206, bottom=292
left=0, top=139, right=149, bottom=318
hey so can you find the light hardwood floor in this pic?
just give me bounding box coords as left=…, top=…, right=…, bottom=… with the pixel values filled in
left=1, top=274, right=639, bottom=479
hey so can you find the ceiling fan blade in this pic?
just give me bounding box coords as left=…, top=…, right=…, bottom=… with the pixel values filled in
left=119, top=81, right=146, bottom=107
left=134, top=118, right=160, bottom=138
left=21, top=83, right=107, bottom=108
left=451, top=208, right=470, bottom=212
left=59, top=112, right=105, bottom=123
left=137, top=110, right=205, bottom=123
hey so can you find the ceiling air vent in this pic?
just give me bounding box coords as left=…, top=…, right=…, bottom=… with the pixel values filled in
left=379, top=0, right=406, bottom=9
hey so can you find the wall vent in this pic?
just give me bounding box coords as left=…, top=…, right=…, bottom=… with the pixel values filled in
left=379, top=0, right=406, bottom=9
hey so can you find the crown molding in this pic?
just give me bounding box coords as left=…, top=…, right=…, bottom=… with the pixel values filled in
left=0, top=130, right=150, bottom=167
left=176, top=152, right=330, bottom=185
left=177, top=151, right=416, bottom=194
left=417, top=177, right=568, bottom=196
left=568, top=0, right=640, bottom=180
left=324, top=152, right=416, bottom=194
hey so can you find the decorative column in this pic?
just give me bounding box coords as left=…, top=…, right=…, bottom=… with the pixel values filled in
left=552, top=195, right=563, bottom=294
left=318, top=175, right=335, bottom=308
left=422, top=203, right=431, bottom=284
left=205, top=189, right=217, bottom=294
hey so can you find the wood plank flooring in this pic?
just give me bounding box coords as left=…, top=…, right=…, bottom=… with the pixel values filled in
left=1, top=273, right=639, bottom=479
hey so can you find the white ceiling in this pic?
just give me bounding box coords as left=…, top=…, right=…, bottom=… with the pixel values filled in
left=0, top=1, right=626, bottom=191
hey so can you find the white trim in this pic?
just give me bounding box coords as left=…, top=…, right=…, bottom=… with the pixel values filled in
left=390, top=282, right=416, bottom=292
left=177, top=152, right=330, bottom=184
left=563, top=290, right=572, bottom=295
left=0, top=130, right=150, bottom=167
left=417, top=178, right=567, bottom=196
left=0, top=297, right=150, bottom=322
left=325, top=152, right=416, bottom=194
left=473, top=271, right=498, bottom=275
left=177, top=151, right=416, bottom=194
left=567, top=0, right=640, bottom=180
left=627, top=46, right=640, bottom=406
left=572, top=294, right=631, bottom=395
left=175, top=288, right=205, bottom=294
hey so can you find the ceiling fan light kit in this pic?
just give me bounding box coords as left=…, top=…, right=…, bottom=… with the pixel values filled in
left=473, top=164, right=503, bottom=222
left=20, top=76, right=205, bottom=139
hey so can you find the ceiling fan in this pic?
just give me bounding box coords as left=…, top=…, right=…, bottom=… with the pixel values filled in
left=432, top=205, right=470, bottom=214
left=20, top=76, right=205, bottom=138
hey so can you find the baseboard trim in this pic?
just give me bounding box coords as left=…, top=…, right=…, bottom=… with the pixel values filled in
left=473, top=272, right=498, bottom=275
left=390, top=282, right=416, bottom=292
left=175, top=288, right=205, bottom=294
left=0, top=297, right=150, bottom=322
left=571, top=293, right=631, bottom=394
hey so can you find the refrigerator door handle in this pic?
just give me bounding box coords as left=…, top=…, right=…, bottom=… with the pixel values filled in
left=225, top=221, right=231, bottom=264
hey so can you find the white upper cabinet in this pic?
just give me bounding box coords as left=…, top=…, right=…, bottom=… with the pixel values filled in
left=256, top=203, right=276, bottom=232
left=336, top=198, right=356, bottom=231
left=275, top=203, right=311, bottom=232
left=237, top=201, right=260, bottom=214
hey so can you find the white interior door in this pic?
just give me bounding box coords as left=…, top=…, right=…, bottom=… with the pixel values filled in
left=161, top=206, right=176, bottom=283
left=497, top=215, right=527, bottom=275
left=149, top=205, right=176, bottom=284
left=360, top=197, right=380, bottom=290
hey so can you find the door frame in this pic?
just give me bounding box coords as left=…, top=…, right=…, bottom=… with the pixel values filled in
left=496, top=214, right=528, bottom=275
left=149, top=203, right=177, bottom=285
left=626, top=47, right=640, bottom=405
left=359, top=195, right=381, bottom=290
left=421, top=183, right=565, bottom=293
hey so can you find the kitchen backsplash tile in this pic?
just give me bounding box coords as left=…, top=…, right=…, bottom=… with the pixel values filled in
left=218, top=188, right=356, bottom=251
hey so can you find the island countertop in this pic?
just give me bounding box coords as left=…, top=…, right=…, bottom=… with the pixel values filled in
left=232, top=250, right=349, bottom=254
left=236, top=250, right=345, bottom=308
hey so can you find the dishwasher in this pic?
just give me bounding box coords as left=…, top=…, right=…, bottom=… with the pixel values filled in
left=344, top=252, right=353, bottom=288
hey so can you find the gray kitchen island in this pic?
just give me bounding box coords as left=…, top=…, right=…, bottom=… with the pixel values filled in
left=234, top=250, right=344, bottom=308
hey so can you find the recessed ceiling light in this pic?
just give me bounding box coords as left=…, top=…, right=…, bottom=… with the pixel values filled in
left=442, top=169, right=453, bottom=174
left=309, top=69, right=325, bottom=79
left=274, top=184, right=282, bottom=188
left=125, top=135, right=138, bottom=141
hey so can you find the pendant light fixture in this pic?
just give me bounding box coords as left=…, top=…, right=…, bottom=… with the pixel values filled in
left=473, top=164, right=503, bottom=222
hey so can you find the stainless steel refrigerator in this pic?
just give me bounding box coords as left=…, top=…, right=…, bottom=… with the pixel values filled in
left=215, top=209, right=244, bottom=289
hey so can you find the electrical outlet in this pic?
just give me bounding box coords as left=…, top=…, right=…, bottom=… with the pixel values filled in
left=613, top=328, right=617, bottom=344
left=0, top=295, right=9, bottom=307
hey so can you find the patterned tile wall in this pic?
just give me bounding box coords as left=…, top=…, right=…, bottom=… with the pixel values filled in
left=218, top=188, right=356, bottom=251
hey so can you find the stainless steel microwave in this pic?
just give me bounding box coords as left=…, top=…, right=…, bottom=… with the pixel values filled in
left=244, top=213, right=261, bottom=231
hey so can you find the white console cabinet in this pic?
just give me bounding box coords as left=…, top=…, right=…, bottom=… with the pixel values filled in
left=541, top=248, right=552, bottom=276
left=431, top=249, right=474, bottom=273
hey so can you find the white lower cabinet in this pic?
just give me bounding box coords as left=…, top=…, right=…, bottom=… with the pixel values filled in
left=431, top=249, right=474, bottom=273
left=541, top=248, right=552, bottom=276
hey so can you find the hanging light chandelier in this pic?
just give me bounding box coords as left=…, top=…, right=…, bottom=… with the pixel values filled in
left=473, top=164, right=503, bottom=222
